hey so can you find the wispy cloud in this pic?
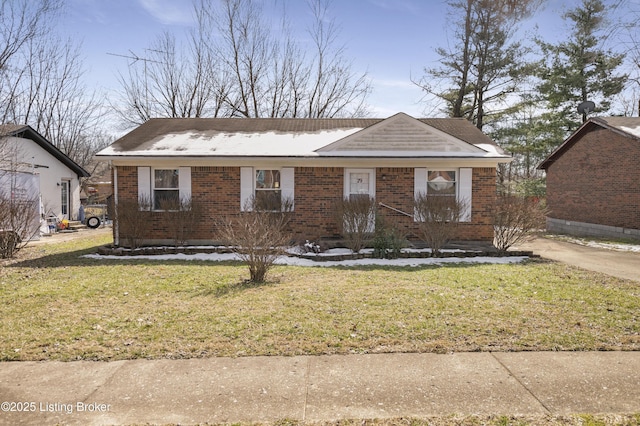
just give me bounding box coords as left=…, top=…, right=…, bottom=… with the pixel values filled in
left=137, top=0, right=194, bottom=25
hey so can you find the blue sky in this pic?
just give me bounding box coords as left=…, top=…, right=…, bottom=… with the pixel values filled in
left=57, top=0, right=598, bottom=118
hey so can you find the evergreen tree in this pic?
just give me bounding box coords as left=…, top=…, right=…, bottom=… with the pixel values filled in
left=536, top=0, right=627, bottom=134
left=416, top=0, right=542, bottom=130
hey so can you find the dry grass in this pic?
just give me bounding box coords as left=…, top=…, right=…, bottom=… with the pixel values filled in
left=1, top=234, right=639, bottom=361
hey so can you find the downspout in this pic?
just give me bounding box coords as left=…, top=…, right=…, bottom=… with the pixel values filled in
left=113, top=163, right=119, bottom=246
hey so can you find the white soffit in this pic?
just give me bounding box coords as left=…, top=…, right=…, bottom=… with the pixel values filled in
left=315, top=112, right=487, bottom=156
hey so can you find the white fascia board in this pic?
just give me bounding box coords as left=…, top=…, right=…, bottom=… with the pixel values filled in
left=107, top=155, right=511, bottom=169
left=315, top=150, right=509, bottom=158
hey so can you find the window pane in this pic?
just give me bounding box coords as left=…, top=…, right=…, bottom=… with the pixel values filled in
left=155, top=169, right=179, bottom=189
left=255, top=189, right=282, bottom=211
left=256, top=170, right=280, bottom=189
left=349, top=173, right=370, bottom=195
left=154, top=190, right=180, bottom=210
left=428, top=170, right=456, bottom=195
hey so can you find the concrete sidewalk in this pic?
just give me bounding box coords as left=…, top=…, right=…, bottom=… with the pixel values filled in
left=1, top=351, right=638, bottom=425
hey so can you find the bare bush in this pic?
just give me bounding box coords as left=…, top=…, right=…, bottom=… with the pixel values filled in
left=493, top=193, right=547, bottom=253
left=115, top=195, right=151, bottom=249
left=0, top=193, right=40, bottom=259
left=0, top=167, right=41, bottom=259
left=413, top=194, right=465, bottom=256
left=156, top=196, right=202, bottom=247
left=335, top=196, right=376, bottom=253
left=220, top=197, right=293, bottom=283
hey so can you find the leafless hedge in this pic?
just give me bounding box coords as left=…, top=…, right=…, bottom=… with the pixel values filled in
left=413, top=194, right=465, bottom=256
left=0, top=194, right=40, bottom=259
left=115, top=195, right=151, bottom=249
left=335, top=196, right=376, bottom=253
left=493, top=193, right=547, bottom=253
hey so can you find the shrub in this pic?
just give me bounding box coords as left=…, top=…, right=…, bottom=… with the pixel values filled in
left=413, top=194, right=464, bottom=256
left=115, top=195, right=151, bottom=249
left=372, top=215, right=407, bottom=259
left=493, top=193, right=547, bottom=253
left=335, top=196, right=376, bottom=253
left=0, top=194, right=39, bottom=259
left=220, top=197, right=293, bottom=283
left=156, top=196, right=202, bottom=247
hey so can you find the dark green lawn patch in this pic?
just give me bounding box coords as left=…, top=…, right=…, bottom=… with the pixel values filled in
left=1, top=235, right=638, bottom=361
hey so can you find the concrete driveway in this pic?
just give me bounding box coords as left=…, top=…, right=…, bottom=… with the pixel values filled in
left=514, top=237, right=640, bottom=282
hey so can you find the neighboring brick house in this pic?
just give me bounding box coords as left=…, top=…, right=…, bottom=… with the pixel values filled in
left=539, top=117, right=640, bottom=241
left=96, top=113, right=511, bottom=247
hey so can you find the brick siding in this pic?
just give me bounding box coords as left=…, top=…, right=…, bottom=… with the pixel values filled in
left=546, top=127, right=640, bottom=230
left=113, top=165, right=497, bottom=246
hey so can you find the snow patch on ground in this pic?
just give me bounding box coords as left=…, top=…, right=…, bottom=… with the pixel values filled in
left=83, top=249, right=529, bottom=267
left=554, top=236, right=640, bottom=253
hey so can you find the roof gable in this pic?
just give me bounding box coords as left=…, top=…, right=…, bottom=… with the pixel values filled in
left=539, top=117, right=640, bottom=170
left=0, top=124, right=90, bottom=178
left=316, top=113, right=486, bottom=155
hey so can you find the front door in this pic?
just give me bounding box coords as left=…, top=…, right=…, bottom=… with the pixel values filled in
left=60, top=180, right=70, bottom=219
left=344, top=168, right=376, bottom=232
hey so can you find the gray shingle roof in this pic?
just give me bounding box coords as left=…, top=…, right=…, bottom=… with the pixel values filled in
left=104, top=114, right=500, bottom=154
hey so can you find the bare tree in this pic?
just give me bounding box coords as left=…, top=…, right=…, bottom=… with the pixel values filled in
left=0, top=0, right=61, bottom=73
left=1, top=0, right=108, bottom=172
left=415, top=0, right=542, bottom=129
left=113, top=27, right=229, bottom=126
left=304, top=0, right=371, bottom=118
left=115, top=0, right=370, bottom=121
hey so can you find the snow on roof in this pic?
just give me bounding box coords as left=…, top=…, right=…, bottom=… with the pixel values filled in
left=96, top=114, right=510, bottom=159
left=619, top=125, right=640, bottom=139
left=98, top=129, right=362, bottom=157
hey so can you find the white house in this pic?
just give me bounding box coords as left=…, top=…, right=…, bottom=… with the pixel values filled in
left=0, top=125, right=90, bottom=226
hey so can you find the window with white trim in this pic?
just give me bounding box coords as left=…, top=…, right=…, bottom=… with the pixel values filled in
left=153, top=169, right=180, bottom=210
left=414, top=167, right=472, bottom=222
left=255, top=169, right=281, bottom=211
left=240, top=167, right=295, bottom=212
left=427, top=170, right=456, bottom=198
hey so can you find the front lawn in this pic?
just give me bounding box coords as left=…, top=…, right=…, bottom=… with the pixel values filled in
left=1, top=234, right=639, bottom=361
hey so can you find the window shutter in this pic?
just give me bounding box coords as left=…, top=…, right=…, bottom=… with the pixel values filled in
left=413, top=168, right=427, bottom=221
left=414, top=168, right=427, bottom=197
left=280, top=167, right=295, bottom=211
left=240, top=167, right=254, bottom=211
left=137, top=166, right=151, bottom=211
left=459, top=168, right=472, bottom=222
left=179, top=166, right=191, bottom=203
